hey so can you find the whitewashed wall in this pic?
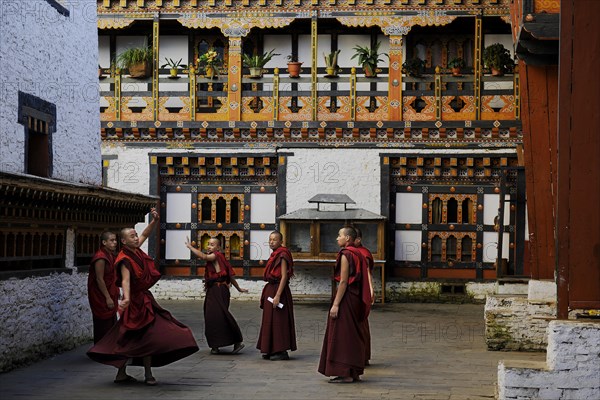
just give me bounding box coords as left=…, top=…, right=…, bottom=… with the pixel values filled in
left=0, top=272, right=92, bottom=372
left=0, top=0, right=101, bottom=184
left=285, top=147, right=382, bottom=214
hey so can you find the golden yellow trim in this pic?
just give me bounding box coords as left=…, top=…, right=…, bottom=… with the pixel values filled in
left=311, top=16, right=318, bottom=121
left=150, top=156, right=158, bottom=165
left=103, top=159, right=111, bottom=168
left=473, top=16, right=482, bottom=120
left=98, top=18, right=135, bottom=29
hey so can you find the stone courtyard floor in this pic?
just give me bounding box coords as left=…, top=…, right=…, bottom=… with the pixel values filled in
left=0, top=300, right=545, bottom=400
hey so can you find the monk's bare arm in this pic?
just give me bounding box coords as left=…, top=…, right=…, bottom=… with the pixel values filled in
left=330, top=254, right=349, bottom=319
left=273, top=259, right=288, bottom=308
left=138, top=208, right=159, bottom=247
left=119, top=264, right=131, bottom=310
left=94, top=259, right=114, bottom=309
left=230, top=276, right=248, bottom=293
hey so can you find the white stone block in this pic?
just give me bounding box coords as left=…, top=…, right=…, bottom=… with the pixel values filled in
left=527, top=280, right=557, bottom=302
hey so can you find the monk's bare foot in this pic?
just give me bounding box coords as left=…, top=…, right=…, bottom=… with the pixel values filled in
left=144, top=376, right=157, bottom=386
left=328, top=376, right=354, bottom=384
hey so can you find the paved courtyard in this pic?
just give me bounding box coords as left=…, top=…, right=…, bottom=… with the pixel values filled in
left=0, top=300, right=545, bottom=400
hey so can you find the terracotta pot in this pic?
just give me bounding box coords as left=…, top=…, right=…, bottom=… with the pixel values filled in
left=451, top=67, right=462, bottom=77
left=128, top=62, right=151, bottom=78
left=491, top=67, right=504, bottom=77
left=363, top=64, right=377, bottom=77
left=287, top=62, right=302, bottom=78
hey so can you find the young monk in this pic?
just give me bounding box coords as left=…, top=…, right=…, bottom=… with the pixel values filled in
left=185, top=237, right=248, bottom=355
left=318, top=226, right=371, bottom=383
left=256, top=231, right=297, bottom=361
left=88, top=231, right=119, bottom=344
left=354, top=226, right=375, bottom=366
left=88, top=209, right=199, bottom=386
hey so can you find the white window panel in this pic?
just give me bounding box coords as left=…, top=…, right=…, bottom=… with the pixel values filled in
left=250, top=230, right=272, bottom=261
left=250, top=193, right=276, bottom=223
left=395, top=193, right=423, bottom=224
left=484, top=194, right=511, bottom=225
left=166, top=193, right=191, bottom=223
left=165, top=230, right=191, bottom=260
left=482, top=232, right=510, bottom=262
left=395, top=231, right=422, bottom=261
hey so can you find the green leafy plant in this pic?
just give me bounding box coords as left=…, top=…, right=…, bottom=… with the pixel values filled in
left=242, top=49, right=279, bottom=69
left=116, top=46, right=152, bottom=69
left=287, top=54, right=299, bottom=63
left=242, top=49, right=279, bottom=78
left=402, top=57, right=426, bottom=77
left=116, top=46, right=153, bottom=78
left=448, top=57, right=465, bottom=69
left=351, top=41, right=386, bottom=77
left=482, top=43, right=513, bottom=75
left=161, top=58, right=187, bottom=70
left=323, top=50, right=340, bottom=69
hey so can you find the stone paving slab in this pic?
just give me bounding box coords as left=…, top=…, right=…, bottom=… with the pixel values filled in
left=0, top=300, right=545, bottom=400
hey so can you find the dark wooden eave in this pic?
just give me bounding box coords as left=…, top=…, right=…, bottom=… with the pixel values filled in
left=0, top=171, right=158, bottom=228
left=516, top=13, right=559, bottom=66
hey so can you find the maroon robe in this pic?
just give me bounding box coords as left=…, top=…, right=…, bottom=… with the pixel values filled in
left=203, top=251, right=243, bottom=348
left=87, top=247, right=199, bottom=367
left=356, top=244, right=374, bottom=364
left=88, top=247, right=119, bottom=343
left=256, top=246, right=297, bottom=355
left=318, top=245, right=370, bottom=380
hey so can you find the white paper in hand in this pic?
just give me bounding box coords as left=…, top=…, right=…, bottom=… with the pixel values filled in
left=267, top=296, right=284, bottom=309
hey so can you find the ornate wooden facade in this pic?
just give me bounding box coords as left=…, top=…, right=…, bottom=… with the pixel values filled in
left=99, top=0, right=526, bottom=282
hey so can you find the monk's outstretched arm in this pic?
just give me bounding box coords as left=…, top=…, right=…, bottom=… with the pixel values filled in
left=138, top=208, right=159, bottom=247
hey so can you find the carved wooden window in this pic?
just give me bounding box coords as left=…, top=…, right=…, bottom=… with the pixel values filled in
left=201, top=197, right=212, bottom=222
left=461, top=236, right=474, bottom=261
left=0, top=229, right=64, bottom=271
left=431, top=235, right=442, bottom=262
left=447, top=235, right=457, bottom=261
left=429, top=194, right=477, bottom=224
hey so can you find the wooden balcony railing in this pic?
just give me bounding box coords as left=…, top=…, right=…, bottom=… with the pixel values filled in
left=99, top=67, right=519, bottom=126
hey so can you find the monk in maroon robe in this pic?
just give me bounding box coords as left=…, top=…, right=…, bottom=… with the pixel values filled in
left=256, top=231, right=297, bottom=360
left=318, top=226, right=371, bottom=383
left=88, top=231, right=119, bottom=344
left=186, top=237, right=247, bottom=355
left=88, top=209, right=199, bottom=386
left=355, top=227, right=375, bottom=366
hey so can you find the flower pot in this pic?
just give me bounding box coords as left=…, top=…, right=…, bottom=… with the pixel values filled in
left=287, top=62, right=302, bottom=78
left=491, top=67, right=504, bottom=77
left=249, top=67, right=263, bottom=78
left=128, top=62, right=151, bottom=78
left=325, top=66, right=338, bottom=77
left=451, top=67, right=462, bottom=77
left=205, top=66, right=217, bottom=79
left=98, top=68, right=103, bottom=79
left=170, top=68, right=178, bottom=78
left=363, top=64, right=377, bottom=77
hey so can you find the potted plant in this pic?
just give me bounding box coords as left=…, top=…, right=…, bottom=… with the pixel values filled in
left=286, top=54, right=302, bottom=78
left=242, top=49, right=279, bottom=78
left=197, top=49, right=222, bottom=79
left=323, top=50, right=341, bottom=77
left=116, top=46, right=153, bottom=78
left=482, top=43, right=513, bottom=76
left=161, top=58, right=187, bottom=78
left=402, top=57, right=426, bottom=78
left=447, top=57, right=465, bottom=76
left=351, top=41, right=385, bottom=77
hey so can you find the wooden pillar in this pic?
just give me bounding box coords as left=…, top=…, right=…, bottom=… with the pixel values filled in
left=228, top=36, right=242, bottom=121
left=311, top=15, right=318, bottom=121
left=152, top=16, right=160, bottom=121
left=556, top=0, right=600, bottom=317
left=520, top=62, right=557, bottom=280
left=387, top=35, right=403, bottom=121
left=473, top=15, right=482, bottom=120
